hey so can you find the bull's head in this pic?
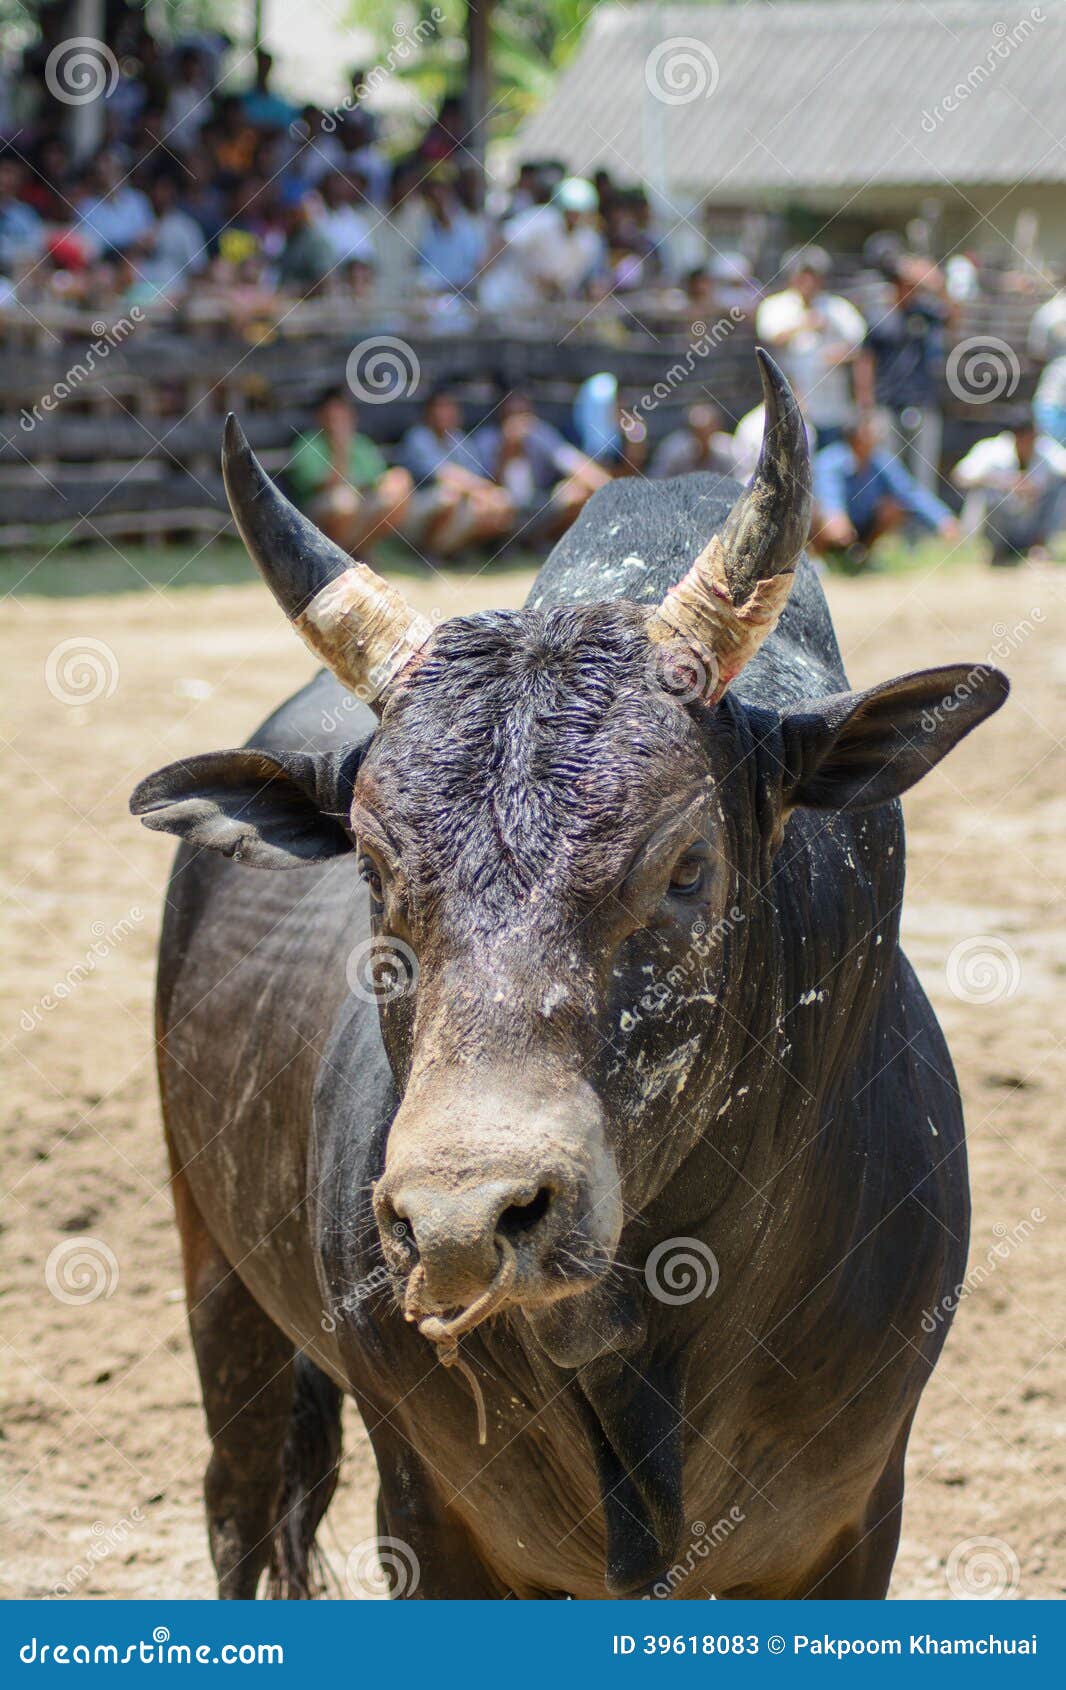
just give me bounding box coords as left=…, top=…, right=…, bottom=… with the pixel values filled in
left=133, top=354, right=1006, bottom=1369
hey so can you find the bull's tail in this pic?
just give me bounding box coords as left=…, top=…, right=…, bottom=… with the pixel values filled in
left=267, top=1353, right=344, bottom=1599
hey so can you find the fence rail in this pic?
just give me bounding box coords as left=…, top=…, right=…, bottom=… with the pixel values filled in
left=0, top=292, right=1048, bottom=546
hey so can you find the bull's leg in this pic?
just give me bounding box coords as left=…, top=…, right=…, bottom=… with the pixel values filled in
left=172, top=1165, right=294, bottom=1598
left=364, top=1414, right=505, bottom=1598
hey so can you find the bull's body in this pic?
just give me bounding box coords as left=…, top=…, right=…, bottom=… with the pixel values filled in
left=156, top=475, right=969, bottom=1598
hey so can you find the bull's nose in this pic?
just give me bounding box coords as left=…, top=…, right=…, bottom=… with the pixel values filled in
left=378, top=1177, right=562, bottom=1309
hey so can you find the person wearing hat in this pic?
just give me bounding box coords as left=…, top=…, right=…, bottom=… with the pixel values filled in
left=756, top=246, right=871, bottom=449
left=480, top=173, right=604, bottom=313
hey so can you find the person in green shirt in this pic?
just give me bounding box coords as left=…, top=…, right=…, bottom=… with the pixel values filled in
left=288, top=387, right=412, bottom=556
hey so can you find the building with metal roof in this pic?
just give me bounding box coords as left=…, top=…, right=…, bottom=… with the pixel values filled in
left=516, top=1, right=1066, bottom=264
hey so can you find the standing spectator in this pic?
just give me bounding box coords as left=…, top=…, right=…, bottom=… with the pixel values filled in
left=241, top=49, right=297, bottom=134
left=810, top=414, right=957, bottom=569
left=400, top=387, right=515, bottom=557
left=476, top=391, right=609, bottom=540
left=864, top=252, right=954, bottom=491
left=1034, top=355, right=1066, bottom=446
left=952, top=412, right=1066, bottom=565
left=1028, top=275, right=1066, bottom=364
left=757, top=246, right=869, bottom=448
left=650, top=403, right=736, bottom=479
left=162, top=48, right=212, bottom=154
left=288, top=388, right=412, bottom=556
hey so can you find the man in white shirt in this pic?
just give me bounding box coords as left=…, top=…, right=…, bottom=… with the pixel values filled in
left=1028, top=280, right=1066, bottom=364
left=756, top=246, right=870, bottom=443
left=138, top=174, right=206, bottom=296
left=952, top=412, right=1066, bottom=564
left=480, top=177, right=604, bottom=313
left=319, top=171, right=376, bottom=269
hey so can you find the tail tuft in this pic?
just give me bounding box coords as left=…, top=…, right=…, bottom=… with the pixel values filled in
left=267, top=1353, right=343, bottom=1599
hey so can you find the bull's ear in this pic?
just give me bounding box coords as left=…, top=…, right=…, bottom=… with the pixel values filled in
left=130, top=747, right=360, bottom=869
left=778, top=664, right=1009, bottom=815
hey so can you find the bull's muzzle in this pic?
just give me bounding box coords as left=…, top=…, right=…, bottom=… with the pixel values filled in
left=372, top=1070, right=622, bottom=1320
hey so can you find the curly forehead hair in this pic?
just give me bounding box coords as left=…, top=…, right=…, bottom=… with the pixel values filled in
left=360, top=605, right=709, bottom=907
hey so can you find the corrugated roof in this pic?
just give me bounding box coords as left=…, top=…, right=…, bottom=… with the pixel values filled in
left=517, top=1, right=1066, bottom=195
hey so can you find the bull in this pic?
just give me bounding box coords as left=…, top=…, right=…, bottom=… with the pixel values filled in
left=131, top=353, right=1006, bottom=1599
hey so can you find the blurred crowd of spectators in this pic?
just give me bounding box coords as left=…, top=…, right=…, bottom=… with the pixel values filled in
left=2, top=16, right=1065, bottom=569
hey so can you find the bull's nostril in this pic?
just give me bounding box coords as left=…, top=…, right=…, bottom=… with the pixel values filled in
left=498, top=1186, right=553, bottom=1241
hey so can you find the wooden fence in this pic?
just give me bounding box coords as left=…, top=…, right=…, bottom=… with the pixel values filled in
left=0, top=291, right=1049, bottom=546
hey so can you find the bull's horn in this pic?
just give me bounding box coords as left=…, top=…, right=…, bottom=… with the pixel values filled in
left=646, top=348, right=811, bottom=702
left=222, top=414, right=432, bottom=707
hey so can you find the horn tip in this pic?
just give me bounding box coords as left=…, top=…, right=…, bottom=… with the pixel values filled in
left=222, top=411, right=248, bottom=461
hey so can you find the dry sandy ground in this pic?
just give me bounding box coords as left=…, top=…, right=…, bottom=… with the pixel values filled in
left=1, top=550, right=1063, bottom=1602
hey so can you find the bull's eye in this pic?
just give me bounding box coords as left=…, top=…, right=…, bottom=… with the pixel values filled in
left=668, top=854, right=707, bottom=898
left=357, top=855, right=384, bottom=901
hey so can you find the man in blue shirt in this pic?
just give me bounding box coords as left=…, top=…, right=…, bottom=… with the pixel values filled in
left=865, top=253, right=954, bottom=492
left=399, top=388, right=515, bottom=559
left=811, top=414, right=958, bottom=568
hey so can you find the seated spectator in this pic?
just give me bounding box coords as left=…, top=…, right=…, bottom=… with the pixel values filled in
left=418, top=177, right=487, bottom=296
left=810, top=413, right=957, bottom=569
left=319, top=170, right=376, bottom=268
left=952, top=412, right=1066, bottom=566
left=0, top=157, right=43, bottom=274
left=757, top=246, right=869, bottom=448
left=650, top=403, right=735, bottom=479
left=275, top=193, right=335, bottom=294
left=163, top=47, right=212, bottom=154
left=75, top=151, right=153, bottom=257
left=288, top=387, right=412, bottom=556
left=400, top=387, right=515, bottom=557
left=135, top=172, right=205, bottom=298
left=477, top=391, right=610, bottom=540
